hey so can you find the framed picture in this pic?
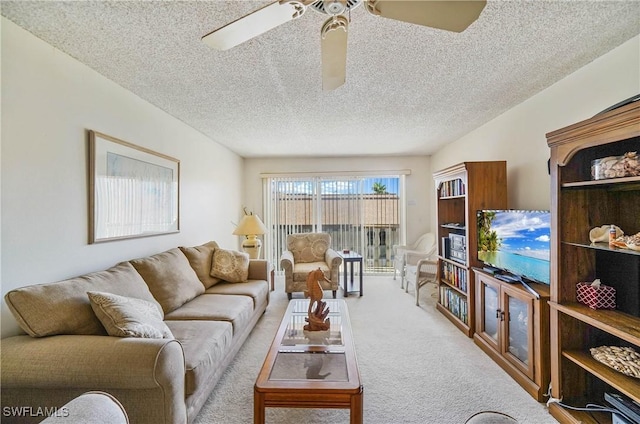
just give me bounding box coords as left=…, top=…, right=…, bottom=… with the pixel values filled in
left=88, top=130, right=180, bottom=243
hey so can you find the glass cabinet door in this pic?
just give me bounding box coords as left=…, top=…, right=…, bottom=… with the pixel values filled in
left=476, top=276, right=500, bottom=351
left=502, top=285, right=534, bottom=379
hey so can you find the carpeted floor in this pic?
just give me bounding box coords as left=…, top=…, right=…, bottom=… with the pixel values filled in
left=193, top=275, right=558, bottom=423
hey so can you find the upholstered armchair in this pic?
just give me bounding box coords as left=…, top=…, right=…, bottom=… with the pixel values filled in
left=392, top=232, right=436, bottom=289
left=280, top=233, right=342, bottom=300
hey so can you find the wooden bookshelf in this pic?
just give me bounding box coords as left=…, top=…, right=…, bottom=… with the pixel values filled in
left=433, top=161, right=507, bottom=337
left=546, top=101, right=640, bottom=423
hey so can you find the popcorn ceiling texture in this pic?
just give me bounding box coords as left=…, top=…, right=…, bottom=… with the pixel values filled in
left=2, top=1, right=639, bottom=158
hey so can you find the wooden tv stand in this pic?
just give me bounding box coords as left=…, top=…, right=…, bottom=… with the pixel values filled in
left=473, top=268, right=551, bottom=401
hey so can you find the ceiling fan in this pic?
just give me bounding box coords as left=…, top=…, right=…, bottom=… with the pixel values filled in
left=202, top=1, right=486, bottom=91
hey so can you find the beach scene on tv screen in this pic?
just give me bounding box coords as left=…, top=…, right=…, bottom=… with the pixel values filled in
left=478, top=210, right=551, bottom=284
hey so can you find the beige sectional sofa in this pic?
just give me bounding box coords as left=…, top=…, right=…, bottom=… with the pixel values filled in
left=1, top=241, right=270, bottom=424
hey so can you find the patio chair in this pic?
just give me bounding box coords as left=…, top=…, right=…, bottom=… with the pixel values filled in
left=404, top=252, right=438, bottom=306
left=392, top=232, right=436, bottom=288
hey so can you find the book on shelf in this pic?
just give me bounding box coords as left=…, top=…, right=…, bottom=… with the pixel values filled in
left=440, top=179, right=466, bottom=197
left=440, top=286, right=469, bottom=324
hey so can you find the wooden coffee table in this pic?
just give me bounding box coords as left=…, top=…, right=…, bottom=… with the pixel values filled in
left=254, top=299, right=363, bottom=423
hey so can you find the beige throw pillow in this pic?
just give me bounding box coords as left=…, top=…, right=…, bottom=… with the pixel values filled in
left=129, top=248, right=204, bottom=314
left=210, top=248, right=250, bottom=283
left=179, top=241, right=221, bottom=288
left=87, top=291, right=173, bottom=339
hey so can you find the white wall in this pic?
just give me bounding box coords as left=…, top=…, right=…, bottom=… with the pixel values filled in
left=1, top=18, right=245, bottom=337
left=243, top=156, right=432, bottom=245
left=431, top=35, right=640, bottom=223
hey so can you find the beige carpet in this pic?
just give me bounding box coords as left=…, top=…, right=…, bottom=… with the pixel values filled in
left=193, top=275, right=558, bottom=424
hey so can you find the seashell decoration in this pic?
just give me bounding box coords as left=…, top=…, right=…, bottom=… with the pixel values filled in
left=590, top=346, right=640, bottom=379
left=591, top=151, right=640, bottom=180
left=589, top=225, right=623, bottom=243
left=623, top=232, right=640, bottom=251
left=591, top=225, right=640, bottom=251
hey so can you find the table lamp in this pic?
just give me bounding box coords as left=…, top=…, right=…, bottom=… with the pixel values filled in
left=233, top=214, right=268, bottom=259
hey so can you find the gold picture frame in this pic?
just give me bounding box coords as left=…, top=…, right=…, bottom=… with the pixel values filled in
left=88, top=130, right=180, bottom=243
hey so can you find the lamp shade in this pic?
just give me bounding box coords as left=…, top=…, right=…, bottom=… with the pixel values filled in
left=233, top=214, right=268, bottom=236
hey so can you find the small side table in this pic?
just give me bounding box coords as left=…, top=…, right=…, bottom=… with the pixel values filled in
left=338, top=252, right=363, bottom=297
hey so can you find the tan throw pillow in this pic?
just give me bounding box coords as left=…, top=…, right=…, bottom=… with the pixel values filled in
left=179, top=241, right=221, bottom=289
left=210, top=248, right=250, bottom=283
left=129, top=248, right=205, bottom=314
left=87, top=291, right=173, bottom=339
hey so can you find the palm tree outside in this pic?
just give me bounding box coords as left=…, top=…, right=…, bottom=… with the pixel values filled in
left=372, top=181, right=387, bottom=194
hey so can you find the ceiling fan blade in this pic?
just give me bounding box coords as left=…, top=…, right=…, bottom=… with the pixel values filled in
left=365, top=0, right=486, bottom=33
left=202, top=1, right=306, bottom=50
left=321, top=15, right=348, bottom=91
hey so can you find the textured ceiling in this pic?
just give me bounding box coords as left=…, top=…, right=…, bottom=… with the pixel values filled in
left=2, top=1, right=639, bottom=158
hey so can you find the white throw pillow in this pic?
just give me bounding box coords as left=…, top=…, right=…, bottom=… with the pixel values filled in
left=87, top=291, right=173, bottom=339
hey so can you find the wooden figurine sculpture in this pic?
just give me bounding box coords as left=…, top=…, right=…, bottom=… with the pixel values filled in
left=304, top=268, right=331, bottom=331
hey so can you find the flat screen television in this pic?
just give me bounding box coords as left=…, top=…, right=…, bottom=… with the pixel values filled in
left=477, top=210, right=551, bottom=285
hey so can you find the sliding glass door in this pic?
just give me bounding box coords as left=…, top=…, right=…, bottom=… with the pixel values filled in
left=263, top=175, right=403, bottom=274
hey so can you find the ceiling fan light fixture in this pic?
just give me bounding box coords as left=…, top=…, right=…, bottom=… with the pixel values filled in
left=310, top=0, right=361, bottom=16
left=325, top=0, right=346, bottom=15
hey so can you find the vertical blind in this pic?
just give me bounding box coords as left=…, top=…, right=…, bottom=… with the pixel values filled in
left=262, top=175, right=404, bottom=274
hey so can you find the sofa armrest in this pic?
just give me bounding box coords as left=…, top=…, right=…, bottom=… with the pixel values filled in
left=40, top=391, right=129, bottom=424
left=280, top=250, right=294, bottom=271
left=325, top=248, right=342, bottom=268
left=248, top=259, right=269, bottom=281
left=1, top=335, right=185, bottom=390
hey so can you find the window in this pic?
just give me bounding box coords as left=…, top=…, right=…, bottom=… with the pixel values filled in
left=262, top=174, right=405, bottom=274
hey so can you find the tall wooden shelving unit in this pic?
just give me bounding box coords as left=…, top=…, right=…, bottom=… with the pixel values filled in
left=546, top=101, right=640, bottom=423
left=434, top=162, right=507, bottom=337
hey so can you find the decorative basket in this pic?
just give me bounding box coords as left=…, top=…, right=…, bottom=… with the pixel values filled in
left=590, top=346, right=640, bottom=379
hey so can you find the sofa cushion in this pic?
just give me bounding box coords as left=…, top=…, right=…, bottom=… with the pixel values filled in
left=164, top=294, right=254, bottom=335
left=88, top=291, right=174, bottom=339
left=179, top=241, right=221, bottom=289
left=165, top=320, right=233, bottom=396
left=4, top=261, right=161, bottom=337
left=210, top=248, right=249, bottom=283
left=204, top=280, right=269, bottom=309
left=293, top=262, right=330, bottom=281
left=129, top=248, right=204, bottom=314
